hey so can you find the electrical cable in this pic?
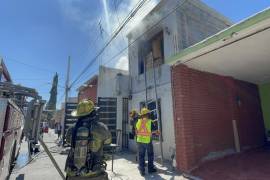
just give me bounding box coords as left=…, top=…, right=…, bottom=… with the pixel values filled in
left=70, top=0, right=188, bottom=90
left=69, top=0, right=149, bottom=88
left=68, top=0, right=147, bottom=88
left=2, top=56, right=64, bottom=76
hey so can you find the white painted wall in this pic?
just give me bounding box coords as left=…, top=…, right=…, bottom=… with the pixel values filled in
left=97, top=66, right=129, bottom=98
left=97, top=66, right=129, bottom=148
left=129, top=78, right=175, bottom=160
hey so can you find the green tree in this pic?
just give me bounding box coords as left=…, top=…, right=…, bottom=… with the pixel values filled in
left=46, top=73, right=58, bottom=110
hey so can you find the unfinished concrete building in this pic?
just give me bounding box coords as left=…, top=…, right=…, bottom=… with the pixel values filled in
left=127, top=0, right=231, bottom=160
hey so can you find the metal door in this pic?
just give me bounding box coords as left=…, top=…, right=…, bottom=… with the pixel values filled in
left=122, top=98, right=129, bottom=149
left=63, top=102, right=78, bottom=145
left=98, top=97, right=117, bottom=144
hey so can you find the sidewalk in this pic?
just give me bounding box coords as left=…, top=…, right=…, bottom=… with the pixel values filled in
left=10, top=129, right=190, bottom=180
left=10, top=129, right=67, bottom=180
left=106, top=152, right=189, bottom=180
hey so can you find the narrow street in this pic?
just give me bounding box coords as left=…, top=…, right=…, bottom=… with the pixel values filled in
left=1, top=1, right=270, bottom=180
left=10, top=130, right=189, bottom=180
left=10, top=130, right=67, bottom=180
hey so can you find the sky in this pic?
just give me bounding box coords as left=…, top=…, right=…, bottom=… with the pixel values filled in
left=0, top=0, right=269, bottom=108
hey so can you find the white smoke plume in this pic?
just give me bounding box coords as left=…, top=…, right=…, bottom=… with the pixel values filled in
left=57, top=0, right=159, bottom=71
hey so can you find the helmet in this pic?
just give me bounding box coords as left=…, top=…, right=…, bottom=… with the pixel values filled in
left=140, top=107, right=150, bottom=116
left=129, top=109, right=137, bottom=118
left=71, top=99, right=96, bottom=117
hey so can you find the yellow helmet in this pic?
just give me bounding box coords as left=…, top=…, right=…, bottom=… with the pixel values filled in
left=71, top=99, right=95, bottom=117
left=140, top=107, right=150, bottom=116
left=129, top=109, right=137, bottom=118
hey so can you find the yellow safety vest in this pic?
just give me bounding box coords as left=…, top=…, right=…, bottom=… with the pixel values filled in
left=136, top=119, right=152, bottom=144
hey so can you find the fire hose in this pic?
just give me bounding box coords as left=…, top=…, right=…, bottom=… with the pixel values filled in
left=38, top=136, right=66, bottom=180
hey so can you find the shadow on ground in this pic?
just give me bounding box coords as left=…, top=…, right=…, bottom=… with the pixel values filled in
left=15, top=174, right=25, bottom=180
left=192, top=147, right=270, bottom=180
left=106, top=151, right=185, bottom=180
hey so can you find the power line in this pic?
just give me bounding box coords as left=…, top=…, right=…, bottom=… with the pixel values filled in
left=70, top=0, right=147, bottom=88
left=75, top=23, right=101, bottom=63
left=114, top=0, right=127, bottom=45
left=58, top=93, right=65, bottom=104
left=73, top=0, right=188, bottom=90
left=13, top=78, right=49, bottom=81
left=2, top=56, right=62, bottom=75
left=71, top=0, right=189, bottom=92
left=69, top=0, right=149, bottom=88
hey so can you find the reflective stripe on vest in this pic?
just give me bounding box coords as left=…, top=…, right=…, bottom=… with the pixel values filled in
left=136, top=119, right=151, bottom=143
left=137, top=120, right=151, bottom=136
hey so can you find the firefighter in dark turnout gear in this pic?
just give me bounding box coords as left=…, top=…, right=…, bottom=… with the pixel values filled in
left=65, top=99, right=111, bottom=180
left=129, top=109, right=139, bottom=138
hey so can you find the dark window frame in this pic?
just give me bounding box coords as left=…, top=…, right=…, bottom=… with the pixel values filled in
left=139, top=99, right=162, bottom=141
left=138, top=31, right=164, bottom=75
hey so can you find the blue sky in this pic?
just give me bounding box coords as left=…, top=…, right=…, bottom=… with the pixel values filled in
left=0, top=0, right=269, bottom=108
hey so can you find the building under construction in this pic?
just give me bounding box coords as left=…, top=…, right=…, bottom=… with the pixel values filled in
left=127, top=0, right=231, bottom=161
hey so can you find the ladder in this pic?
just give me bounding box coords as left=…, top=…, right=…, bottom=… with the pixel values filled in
left=144, top=52, right=164, bottom=165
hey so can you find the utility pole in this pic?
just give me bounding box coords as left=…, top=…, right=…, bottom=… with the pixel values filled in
left=65, top=56, right=71, bottom=105
left=61, top=56, right=71, bottom=145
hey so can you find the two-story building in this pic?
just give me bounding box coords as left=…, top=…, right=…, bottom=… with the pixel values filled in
left=127, top=0, right=231, bottom=160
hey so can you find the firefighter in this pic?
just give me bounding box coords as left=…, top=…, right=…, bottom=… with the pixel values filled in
left=136, top=107, right=159, bottom=176
left=129, top=109, right=139, bottom=162
left=129, top=109, right=139, bottom=138
left=65, top=99, right=111, bottom=180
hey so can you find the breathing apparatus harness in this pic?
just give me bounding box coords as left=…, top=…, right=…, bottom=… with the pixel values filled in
left=66, top=110, right=107, bottom=176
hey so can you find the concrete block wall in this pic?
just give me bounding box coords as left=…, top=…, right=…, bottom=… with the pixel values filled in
left=176, top=0, right=231, bottom=49
left=127, top=0, right=232, bottom=162
left=128, top=0, right=232, bottom=97
left=171, top=64, right=265, bottom=172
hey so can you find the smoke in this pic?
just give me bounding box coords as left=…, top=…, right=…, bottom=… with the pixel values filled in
left=102, top=0, right=111, bottom=33
left=57, top=0, right=160, bottom=71
left=109, top=0, right=160, bottom=36
left=115, top=56, right=128, bottom=71
left=106, top=0, right=160, bottom=70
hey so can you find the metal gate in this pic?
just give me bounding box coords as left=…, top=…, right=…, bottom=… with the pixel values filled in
left=98, top=97, right=117, bottom=144
left=122, top=98, right=129, bottom=149
left=63, top=102, right=77, bottom=145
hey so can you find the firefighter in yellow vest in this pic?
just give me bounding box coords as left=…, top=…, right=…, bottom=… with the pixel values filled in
left=136, top=107, right=159, bottom=176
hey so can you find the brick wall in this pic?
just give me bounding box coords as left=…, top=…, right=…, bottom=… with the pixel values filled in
left=78, top=86, right=97, bottom=103
left=171, top=64, right=265, bottom=172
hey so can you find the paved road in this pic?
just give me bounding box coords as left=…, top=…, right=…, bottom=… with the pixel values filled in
left=10, top=129, right=189, bottom=180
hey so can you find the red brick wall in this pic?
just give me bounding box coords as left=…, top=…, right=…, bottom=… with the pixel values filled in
left=78, top=77, right=98, bottom=103
left=171, top=64, right=265, bottom=172
left=78, top=86, right=97, bottom=103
